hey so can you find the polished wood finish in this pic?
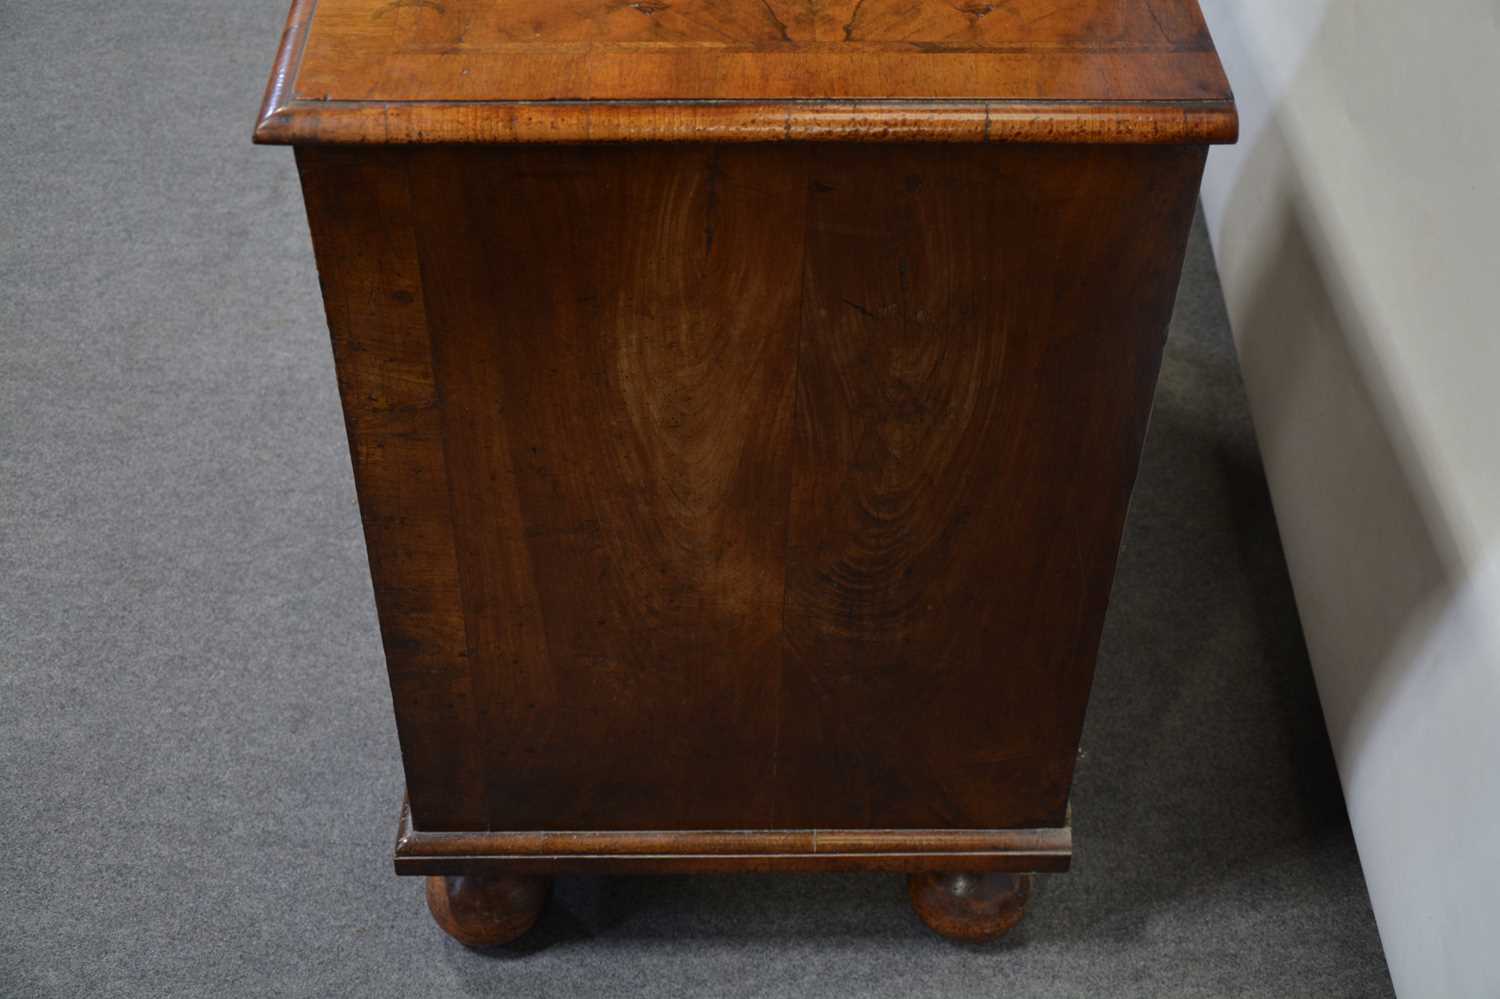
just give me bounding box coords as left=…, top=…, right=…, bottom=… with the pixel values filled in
left=298, top=141, right=1204, bottom=837
left=254, top=0, right=1236, bottom=144
left=394, top=801, right=1071, bottom=874
left=908, top=872, right=1032, bottom=942
left=425, top=874, right=550, bottom=947
left=263, top=0, right=1232, bottom=944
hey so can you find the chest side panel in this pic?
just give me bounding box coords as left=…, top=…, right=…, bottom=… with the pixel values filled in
left=309, top=143, right=1203, bottom=832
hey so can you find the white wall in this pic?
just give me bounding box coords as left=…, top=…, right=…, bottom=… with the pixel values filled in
left=1196, top=2, right=1500, bottom=995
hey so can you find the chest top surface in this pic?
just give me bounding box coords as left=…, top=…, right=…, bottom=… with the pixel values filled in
left=257, top=0, right=1235, bottom=144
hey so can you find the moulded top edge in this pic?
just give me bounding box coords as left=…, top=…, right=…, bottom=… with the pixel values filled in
left=255, top=0, right=1237, bottom=145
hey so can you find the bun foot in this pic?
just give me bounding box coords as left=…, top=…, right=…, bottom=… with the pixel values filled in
left=425, top=874, right=550, bottom=948
left=908, top=872, right=1033, bottom=942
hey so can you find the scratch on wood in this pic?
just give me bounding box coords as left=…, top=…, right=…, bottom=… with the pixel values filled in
left=759, top=0, right=792, bottom=42
left=1143, top=0, right=1172, bottom=43
left=842, top=0, right=867, bottom=41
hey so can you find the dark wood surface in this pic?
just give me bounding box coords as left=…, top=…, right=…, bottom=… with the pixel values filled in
left=908, top=871, right=1033, bottom=941
left=297, top=140, right=1205, bottom=840
left=425, top=874, right=550, bottom=947
left=393, top=800, right=1073, bottom=874
left=255, top=0, right=1236, bottom=143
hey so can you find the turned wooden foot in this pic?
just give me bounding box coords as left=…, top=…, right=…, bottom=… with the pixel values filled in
left=425, top=874, right=550, bottom=948
left=908, top=872, right=1033, bottom=942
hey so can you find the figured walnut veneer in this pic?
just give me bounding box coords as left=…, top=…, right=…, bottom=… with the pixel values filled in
left=258, top=0, right=1233, bottom=946
left=256, top=0, right=1235, bottom=144
left=299, top=140, right=1204, bottom=837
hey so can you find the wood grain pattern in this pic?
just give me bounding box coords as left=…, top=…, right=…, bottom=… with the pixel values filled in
left=776, top=142, right=1204, bottom=829
left=296, top=149, right=487, bottom=829
left=279, top=0, right=1229, bottom=938
left=404, top=144, right=804, bottom=830
left=299, top=141, right=1203, bottom=841
left=254, top=0, right=1236, bottom=144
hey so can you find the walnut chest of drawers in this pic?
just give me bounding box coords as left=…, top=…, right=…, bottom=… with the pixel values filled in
left=256, top=0, right=1234, bottom=945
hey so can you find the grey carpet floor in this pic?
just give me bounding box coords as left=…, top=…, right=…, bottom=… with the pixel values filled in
left=0, top=2, right=1394, bottom=996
